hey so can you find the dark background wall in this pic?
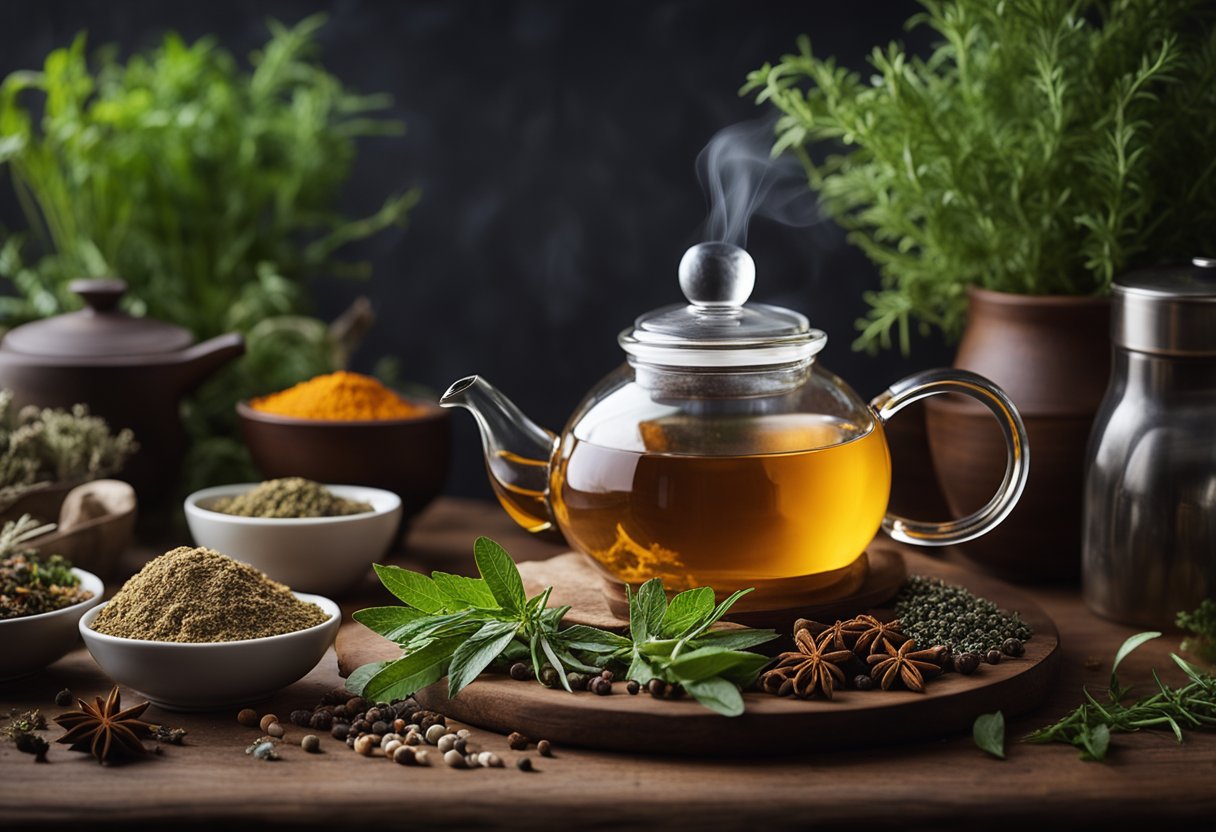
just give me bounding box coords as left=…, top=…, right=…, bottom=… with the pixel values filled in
left=0, top=0, right=954, bottom=502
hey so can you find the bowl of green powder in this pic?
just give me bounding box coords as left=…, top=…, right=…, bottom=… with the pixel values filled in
left=80, top=546, right=340, bottom=710
left=184, top=478, right=402, bottom=594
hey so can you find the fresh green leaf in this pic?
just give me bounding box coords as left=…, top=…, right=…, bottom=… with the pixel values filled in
left=538, top=635, right=573, bottom=692
left=1078, top=723, right=1111, bottom=761
left=359, top=636, right=465, bottom=702
left=431, top=571, right=498, bottom=609
left=351, top=606, right=426, bottom=643
left=669, top=647, right=757, bottom=683
left=345, top=660, right=390, bottom=695
left=473, top=536, right=526, bottom=614
left=973, top=711, right=1006, bottom=759
left=679, top=588, right=753, bottom=646
left=632, top=578, right=667, bottom=643
left=692, top=627, right=779, bottom=652
left=1112, top=631, right=1161, bottom=679
left=372, top=564, right=446, bottom=614
left=660, top=586, right=714, bottom=638
left=685, top=677, right=745, bottom=717
left=555, top=625, right=632, bottom=653
left=447, top=621, right=519, bottom=698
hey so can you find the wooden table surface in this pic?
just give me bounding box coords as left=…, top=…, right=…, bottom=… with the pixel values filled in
left=3, top=497, right=1213, bottom=830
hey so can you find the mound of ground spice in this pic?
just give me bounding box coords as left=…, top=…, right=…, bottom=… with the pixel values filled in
left=250, top=371, right=422, bottom=421
left=210, top=477, right=372, bottom=518
left=90, top=547, right=329, bottom=642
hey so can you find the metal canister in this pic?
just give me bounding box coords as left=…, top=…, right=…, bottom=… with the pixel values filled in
left=1082, top=257, right=1216, bottom=626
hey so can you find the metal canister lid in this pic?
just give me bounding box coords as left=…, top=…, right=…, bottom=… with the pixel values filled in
left=1112, top=257, right=1216, bottom=356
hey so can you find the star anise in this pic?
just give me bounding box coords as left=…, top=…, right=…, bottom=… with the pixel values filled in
left=761, top=626, right=854, bottom=700
left=816, top=617, right=871, bottom=651
left=853, top=615, right=910, bottom=655
left=867, top=638, right=945, bottom=692
left=54, top=686, right=152, bottom=764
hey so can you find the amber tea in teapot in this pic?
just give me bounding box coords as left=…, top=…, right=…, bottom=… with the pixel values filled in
left=444, top=242, right=1029, bottom=602
left=554, top=413, right=890, bottom=589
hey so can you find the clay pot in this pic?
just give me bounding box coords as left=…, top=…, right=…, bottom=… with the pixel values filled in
left=925, top=287, right=1111, bottom=582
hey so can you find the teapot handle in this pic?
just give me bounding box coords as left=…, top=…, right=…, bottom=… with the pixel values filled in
left=869, top=368, right=1029, bottom=547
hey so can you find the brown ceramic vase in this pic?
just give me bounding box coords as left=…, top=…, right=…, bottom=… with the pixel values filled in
left=925, top=287, right=1111, bottom=582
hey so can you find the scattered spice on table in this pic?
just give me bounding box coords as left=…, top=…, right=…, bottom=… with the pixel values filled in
left=0, top=516, right=92, bottom=620
left=209, top=477, right=372, bottom=518
left=90, top=546, right=327, bottom=642
left=895, top=575, right=1033, bottom=654
left=54, top=686, right=153, bottom=765
left=249, top=371, right=424, bottom=421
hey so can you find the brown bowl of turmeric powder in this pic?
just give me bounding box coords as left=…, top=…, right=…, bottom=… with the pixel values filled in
left=236, top=372, right=451, bottom=528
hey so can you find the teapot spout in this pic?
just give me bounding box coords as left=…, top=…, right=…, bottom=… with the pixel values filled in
left=440, top=376, right=557, bottom=533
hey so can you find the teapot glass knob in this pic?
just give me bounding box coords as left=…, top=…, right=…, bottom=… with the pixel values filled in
left=678, top=242, right=755, bottom=310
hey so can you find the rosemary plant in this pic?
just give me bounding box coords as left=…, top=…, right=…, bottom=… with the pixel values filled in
left=745, top=0, right=1216, bottom=352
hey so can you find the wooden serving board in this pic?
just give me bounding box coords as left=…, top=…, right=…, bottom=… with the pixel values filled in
left=336, top=551, right=1059, bottom=756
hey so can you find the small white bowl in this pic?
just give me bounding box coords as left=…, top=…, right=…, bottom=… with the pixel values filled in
left=0, top=568, right=104, bottom=681
left=183, top=483, right=402, bottom=594
left=79, top=592, right=340, bottom=711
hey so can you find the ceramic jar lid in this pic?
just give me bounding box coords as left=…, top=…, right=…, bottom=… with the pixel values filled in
left=2, top=279, right=194, bottom=358
left=619, top=242, right=826, bottom=369
left=1114, top=257, right=1216, bottom=356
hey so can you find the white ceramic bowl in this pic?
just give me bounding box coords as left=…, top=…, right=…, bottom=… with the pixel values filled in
left=79, top=592, right=340, bottom=711
left=183, top=483, right=402, bottom=594
left=0, top=568, right=104, bottom=681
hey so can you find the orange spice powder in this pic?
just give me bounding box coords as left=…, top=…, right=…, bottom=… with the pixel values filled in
left=250, top=371, right=423, bottom=421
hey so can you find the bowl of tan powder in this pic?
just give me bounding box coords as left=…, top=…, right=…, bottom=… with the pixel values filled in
left=184, top=479, right=402, bottom=594
left=80, top=546, right=340, bottom=710
left=236, top=371, right=450, bottom=529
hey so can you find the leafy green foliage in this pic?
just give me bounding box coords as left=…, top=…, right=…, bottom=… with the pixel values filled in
left=0, top=16, right=417, bottom=488
left=1177, top=599, right=1216, bottom=665
left=972, top=710, right=1005, bottom=759
left=1026, top=632, right=1216, bottom=761
left=350, top=538, right=777, bottom=717
left=744, top=0, right=1216, bottom=352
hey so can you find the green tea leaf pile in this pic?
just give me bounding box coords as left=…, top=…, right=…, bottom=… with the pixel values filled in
left=894, top=575, right=1032, bottom=654
left=90, top=547, right=327, bottom=642
left=349, top=538, right=777, bottom=717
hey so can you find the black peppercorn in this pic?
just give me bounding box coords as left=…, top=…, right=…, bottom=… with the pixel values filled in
left=509, top=661, right=531, bottom=681
left=566, top=672, right=586, bottom=691
left=331, top=723, right=349, bottom=741
left=309, top=711, right=333, bottom=731
left=537, top=739, right=552, bottom=757
left=647, top=679, right=667, bottom=698
left=507, top=731, right=529, bottom=750
left=332, top=704, right=348, bottom=719
left=1002, top=638, right=1025, bottom=657
left=53, top=688, right=74, bottom=707
left=345, top=697, right=367, bottom=715
left=986, top=649, right=1002, bottom=665
left=540, top=666, right=560, bottom=688
left=853, top=674, right=874, bottom=691
left=626, top=680, right=640, bottom=695
left=953, top=652, right=982, bottom=675
left=600, top=670, right=614, bottom=681
left=365, top=707, right=382, bottom=724
left=516, top=756, right=534, bottom=772
left=371, top=720, right=389, bottom=735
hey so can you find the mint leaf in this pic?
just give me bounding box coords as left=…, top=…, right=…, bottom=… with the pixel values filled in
left=345, top=660, right=390, bottom=695
left=634, top=578, right=667, bottom=642
left=669, top=646, right=753, bottom=682
left=447, top=621, right=519, bottom=697
left=360, top=636, right=465, bottom=702
left=473, top=536, right=526, bottom=614
left=372, top=564, right=446, bottom=613
left=685, top=677, right=745, bottom=717
left=351, top=606, right=426, bottom=643
left=555, top=625, right=631, bottom=653
left=714, top=652, right=772, bottom=688
left=973, top=711, right=1006, bottom=759
left=691, top=627, right=778, bottom=652
left=660, top=586, right=714, bottom=638
left=431, top=571, right=498, bottom=609
left=680, top=588, right=753, bottom=645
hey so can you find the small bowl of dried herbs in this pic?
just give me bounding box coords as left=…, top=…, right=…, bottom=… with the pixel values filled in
left=79, top=546, right=340, bottom=710
left=184, top=478, right=402, bottom=594
left=1, top=516, right=104, bottom=680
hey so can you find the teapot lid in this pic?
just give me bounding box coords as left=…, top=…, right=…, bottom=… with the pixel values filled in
left=619, top=242, right=826, bottom=368
left=3, top=279, right=194, bottom=357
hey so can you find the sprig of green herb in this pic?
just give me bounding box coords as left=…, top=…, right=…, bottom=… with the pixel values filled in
left=744, top=0, right=1216, bottom=353
left=1025, top=632, right=1216, bottom=761
left=1177, top=599, right=1216, bottom=665
left=348, top=538, right=778, bottom=717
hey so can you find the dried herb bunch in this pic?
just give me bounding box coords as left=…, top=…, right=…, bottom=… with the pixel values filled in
left=745, top=0, right=1216, bottom=352
left=0, top=515, right=91, bottom=620
left=0, top=391, right=136, bottom=511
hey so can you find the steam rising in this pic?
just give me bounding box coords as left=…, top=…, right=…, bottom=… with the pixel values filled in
left=696, top=118, right=819, bottom=248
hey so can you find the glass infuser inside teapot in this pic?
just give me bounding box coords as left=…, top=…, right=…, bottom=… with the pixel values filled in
left=443, top=243, right=1028, bottom=606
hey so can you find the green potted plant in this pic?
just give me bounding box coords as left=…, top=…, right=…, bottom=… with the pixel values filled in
left=744, top=0, right=1216, bottom=580
left=0, top=15, right=419, bottom=494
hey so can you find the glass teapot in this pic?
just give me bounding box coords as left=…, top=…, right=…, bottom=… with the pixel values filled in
left=442, top=243, right=1028, bottom=599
